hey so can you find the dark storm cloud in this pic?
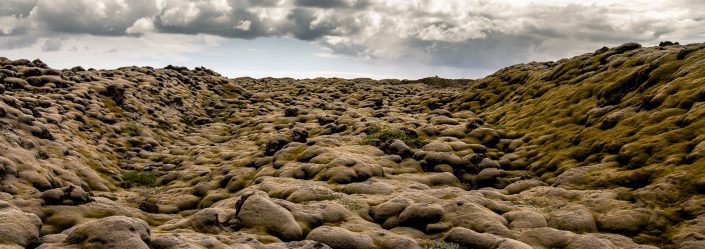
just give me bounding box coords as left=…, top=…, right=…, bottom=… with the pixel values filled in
left=1, top=0, right=704, bottom=70
left=243, top=0, right=281, bottom=7
left=282, top=8, right=362, bottom=40
left=0, top=35, right=39, bottom=49
left=0, top=0, right=38, bottom=36
left=31, top=0, right=160, bottom=36
left=295, top=0, right=370, bottom=9
left=0, top=0, right=37, bottom=17
left=295, top=0, right=351, bottom=8
left=152, top=0, right=268, bottom=39
left=151, top=0, right=363, bottom=40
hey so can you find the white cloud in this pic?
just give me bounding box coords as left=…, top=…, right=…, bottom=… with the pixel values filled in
left=0, top=16, right=21, bottom=35
left=159, top=1, right=201, bottom=26
left=0, top=33, right=226, bottom=68
left=235, top=20, right=251, bottom=31
left=0, top=0, right=703, bottom=74
left=313, top=52, right=339, bottom=58
left=127, top=17, right=156, bottom=34
left=40, top=38, right=62, bottom=51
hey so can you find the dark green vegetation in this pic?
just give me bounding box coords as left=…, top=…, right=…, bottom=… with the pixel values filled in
left=362, top=124, right=424, bottom=148
left=121, top=171, right=157, bottom=187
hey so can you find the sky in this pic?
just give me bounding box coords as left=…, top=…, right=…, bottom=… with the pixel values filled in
left=0, top=0, right=704, bottom=79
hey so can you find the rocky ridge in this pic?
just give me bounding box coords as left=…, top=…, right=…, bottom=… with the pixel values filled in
left=0, top=42, right=704, bottom=249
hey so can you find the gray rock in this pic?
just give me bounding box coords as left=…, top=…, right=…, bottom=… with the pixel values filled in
left=336, top=180, right=394, bottom=195
left=679, top=240, right=705, bottom=249
left=477, top=168, right=504, bottom=187
left=265, top=240, right=334, bottom=249
left=615, top=42, right=642, bottom=53
left=372, top=197, right=412, bottom=222
left=443, top=227, right=531, bottom=249
left=422, top=141, right=453, bottom=152
left=566, top=235, right=615, bottom=249
left=503, top=209, right=547, bottom=228
left=515, top=227, right=574, bottom=248
left=289, top=128, right=309, bottom=143
left=306, top=226, right=375, bottom=249
left=264, top=135, right=290, bottom=156
left=468, top=128, right=501, bottom=146
left=149, top=232, right=231, bottom=249
left=284, top=107, right=300, bottom=117
left=423, top=152, right=462, bottom=168
left=63, top=216, right=151, bottom=249
left=39, top=234, right=67, bottom=245
left=682, top=196, right=705, bottom=217
left=298, top=146, right=328, bottom=162
left=317, top=115, right=336, bottom=125
left=237, top=191, right=302, bottom=241
left=369, top=231, right=420, bottom=249
left=187, top=208, right=236, bottom=233
left=0, top=201, right=42, bottom=248
left=596, top=209, right=650, bottom=234
left=548, top=205, right=597, bottom=233
left=461, top=153, right=485, bottom=172
left=477, top=158, right=500, bottom=169
left=386, top=139, right=412, bottom=158
left=565, top=235, right=616, bottom=249
left=398, top=203, right=445, bottom=227
left=41, top=185, right=92, bottom=205
left=287, top=185, right=338, bottom=203
left=504, top=179, right=546, bottom=194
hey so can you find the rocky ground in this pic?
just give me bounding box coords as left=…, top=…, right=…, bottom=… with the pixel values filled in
left=1, top=42, right=704, bottom=249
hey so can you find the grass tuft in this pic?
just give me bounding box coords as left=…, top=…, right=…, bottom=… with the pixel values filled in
left=362, top=124, right=423, bottom=148
left=121, top=171, right=157, bottom=188
left=123, top=122, right=142, bottom=136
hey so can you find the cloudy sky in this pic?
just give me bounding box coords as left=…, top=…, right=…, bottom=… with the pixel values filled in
left=1, top=0, right=704, bottom=79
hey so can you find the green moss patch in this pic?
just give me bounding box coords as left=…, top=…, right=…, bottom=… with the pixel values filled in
left=121, top=171, right=157, bottom=188
left=362, top=124, right=423, bottom=148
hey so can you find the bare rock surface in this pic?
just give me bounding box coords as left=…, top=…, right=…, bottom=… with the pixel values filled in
left=0, top=201, right=42, bottom=248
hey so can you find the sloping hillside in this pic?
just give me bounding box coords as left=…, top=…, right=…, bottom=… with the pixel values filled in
left=451, top=42, right=705, bottom=245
